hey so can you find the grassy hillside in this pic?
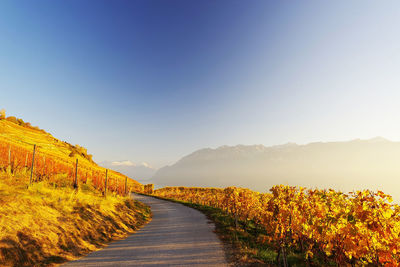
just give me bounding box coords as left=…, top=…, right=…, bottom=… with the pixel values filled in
left=0, top=173, right=151, bottom=266
left=0, top=116, right=142, bottom=193
left=0, top=117, right=92, bottom=162
left=0, top=114, right=151, bottom=266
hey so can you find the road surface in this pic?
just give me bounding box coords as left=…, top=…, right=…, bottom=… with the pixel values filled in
left=64, top=193, right=228, bottom=266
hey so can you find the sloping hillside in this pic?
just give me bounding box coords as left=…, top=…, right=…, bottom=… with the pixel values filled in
left=0, top=116, right=142, bottom=193
left=0, top=114, right=151, bottom=266
left=0, top=118, right=91, bottom=161
left=0, top=174, right=151, bottom=267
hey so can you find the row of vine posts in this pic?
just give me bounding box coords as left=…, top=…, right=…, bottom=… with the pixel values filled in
left=3, top=142, right=131, bottom=197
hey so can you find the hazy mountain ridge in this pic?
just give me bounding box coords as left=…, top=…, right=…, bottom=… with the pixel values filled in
left=100, top=160, right=157, bottom=181
left=151, top=137, right=400, bottom=201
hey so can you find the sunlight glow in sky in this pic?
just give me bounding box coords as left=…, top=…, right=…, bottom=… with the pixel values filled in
left=1, top=1, right=400, bottom=167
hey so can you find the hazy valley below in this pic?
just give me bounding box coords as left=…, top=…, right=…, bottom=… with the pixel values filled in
left=151, top=137, right=400, bottom=202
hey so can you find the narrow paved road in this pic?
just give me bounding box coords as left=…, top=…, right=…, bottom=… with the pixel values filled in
left=64, top=193, right=228, bottom=266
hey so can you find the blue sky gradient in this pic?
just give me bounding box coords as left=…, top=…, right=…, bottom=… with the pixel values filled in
left=1, top=1, right=400, bottom=167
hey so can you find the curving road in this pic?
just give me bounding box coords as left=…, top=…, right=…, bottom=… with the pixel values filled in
left=64, top=193, right=228, bottom=267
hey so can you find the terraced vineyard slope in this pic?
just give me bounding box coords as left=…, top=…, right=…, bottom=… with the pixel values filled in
left=0, top=116, right=142, bottom=194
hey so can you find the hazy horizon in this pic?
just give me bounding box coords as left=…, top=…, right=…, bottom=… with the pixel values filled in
left=95, top=136, right=400, bottom=190
left=99, top=136, right=396, bottom=179
left=151, top=137, right=400, bottom=203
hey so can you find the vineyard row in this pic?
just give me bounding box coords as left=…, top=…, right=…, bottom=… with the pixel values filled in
left=0, top=141, right=143, bottom=195
left=154, top=185, right=400, bottom=265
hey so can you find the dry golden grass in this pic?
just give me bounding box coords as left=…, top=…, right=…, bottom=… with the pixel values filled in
left=0, top=119, right=74, bottom=159
left=0, top=172, right=151, bottom=267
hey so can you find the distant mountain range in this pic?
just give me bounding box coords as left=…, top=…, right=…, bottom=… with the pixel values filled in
left=100, top=160, right=156, bottom=182
left=151, top=137, right=400, bottom=201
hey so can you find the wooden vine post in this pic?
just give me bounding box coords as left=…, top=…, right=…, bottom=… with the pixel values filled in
left=104, top=169, right=108, bottom=197
left=29, top=144, right=36, bottom=186
left=74, top=158, right=78, bottom=189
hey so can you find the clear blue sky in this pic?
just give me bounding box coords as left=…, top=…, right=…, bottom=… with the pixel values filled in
left=1, top=1, right=400, bottom=168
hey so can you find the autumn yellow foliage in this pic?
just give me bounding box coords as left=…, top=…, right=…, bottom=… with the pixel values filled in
left=0, top=173, right=151, bottom=267
left=155, top=185, right=400, bottom=265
